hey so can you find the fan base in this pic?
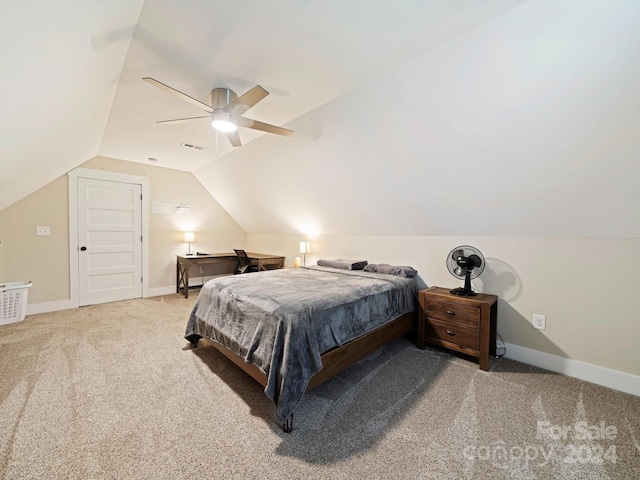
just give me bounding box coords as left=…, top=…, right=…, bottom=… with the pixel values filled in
left=450, top=287, right=477, bottom=297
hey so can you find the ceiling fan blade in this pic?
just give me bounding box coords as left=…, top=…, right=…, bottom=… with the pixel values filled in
left=223, top=85, right=269, bottom=117
left=157, top=115, right=211, bottom=125
left=143, top=77, right=213, bottom=113
left=225, top=130, right=242, bottom=147
left=236, top=117, right=294, bottom=137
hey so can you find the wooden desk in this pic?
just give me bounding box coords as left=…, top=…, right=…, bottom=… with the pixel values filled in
left=176, top=252, right=285, bottom=298
left=247, top=252, right=287, bottom=271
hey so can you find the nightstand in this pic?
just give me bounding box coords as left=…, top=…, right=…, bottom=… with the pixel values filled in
left=418, top=286, right=498, bottom=371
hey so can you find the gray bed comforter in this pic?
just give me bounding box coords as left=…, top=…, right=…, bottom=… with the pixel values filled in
left=184, top=266, right=417, bottom=422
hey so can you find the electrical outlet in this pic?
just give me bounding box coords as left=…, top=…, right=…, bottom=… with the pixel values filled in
left=533, top=314, right=546, bottom=330
left=36, top=226, right=51, bottom=236
left=199, top=266, right=205, bottom=274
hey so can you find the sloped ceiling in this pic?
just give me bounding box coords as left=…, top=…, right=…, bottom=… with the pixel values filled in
left=0, top=0, right=144, bottom=212
left=0, top=0, right=523, bottom=211
left=195, top=0, right=640, bottom=237
left=100, top=0, right=526, bottom=169
left=2, top=1, right=639, bottom=238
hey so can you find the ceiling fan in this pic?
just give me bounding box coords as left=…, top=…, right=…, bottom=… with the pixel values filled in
left=142, top=77, right=294, bottom=147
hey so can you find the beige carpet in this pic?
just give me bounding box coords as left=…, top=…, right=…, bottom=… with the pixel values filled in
left=1, top=294, right=639, bottom=479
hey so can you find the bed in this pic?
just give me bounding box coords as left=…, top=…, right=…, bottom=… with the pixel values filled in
left=184, top=263, right=418, bottom=431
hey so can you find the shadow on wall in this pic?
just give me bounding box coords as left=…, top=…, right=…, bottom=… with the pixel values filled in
left=477, top=257, right=522, bottom=303
left=479, top=257, right=568, bottom=359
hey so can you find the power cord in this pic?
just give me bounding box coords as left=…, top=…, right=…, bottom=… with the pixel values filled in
left=495, top=333, right=506, bottom=358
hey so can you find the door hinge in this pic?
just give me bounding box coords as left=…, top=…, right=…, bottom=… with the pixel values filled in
left=141, top=235, right=143, bottom=242
left=141, top=276, right=143, bottom=283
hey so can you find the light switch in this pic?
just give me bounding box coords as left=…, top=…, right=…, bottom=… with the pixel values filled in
left=36, top=226, right=51, bottom=236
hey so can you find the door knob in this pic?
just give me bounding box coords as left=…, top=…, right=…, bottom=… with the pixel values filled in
left=80, top=246, right=87, bottom=251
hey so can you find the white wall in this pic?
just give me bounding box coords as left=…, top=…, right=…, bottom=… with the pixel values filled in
left=248, top=234, right=640, bottom=384
left=0, top=156, right=246, bottom=306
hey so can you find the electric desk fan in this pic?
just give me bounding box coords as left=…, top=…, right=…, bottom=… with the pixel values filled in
left=446, top=245, right=485, bottom=296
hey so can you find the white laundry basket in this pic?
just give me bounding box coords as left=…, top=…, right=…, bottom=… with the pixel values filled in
left=1, top=281, right=33, bottom=325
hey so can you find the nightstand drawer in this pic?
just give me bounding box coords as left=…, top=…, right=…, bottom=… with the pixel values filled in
left=426, top=298, right=480, bottom=328
left=425, top=318, right=479, bottom=350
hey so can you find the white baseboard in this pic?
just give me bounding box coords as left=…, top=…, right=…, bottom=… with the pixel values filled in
left=504, top=342, right=640, bottom=397
left=26, top=299, right=76, bottom=315
left=25, top=286, right=178, bottom=316
left=146, top=285, right=178, bottom=297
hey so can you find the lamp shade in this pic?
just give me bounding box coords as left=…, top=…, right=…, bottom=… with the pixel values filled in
left=184, top=232, right=195, bottom=243
left=299, top=241, right=310, bottom=254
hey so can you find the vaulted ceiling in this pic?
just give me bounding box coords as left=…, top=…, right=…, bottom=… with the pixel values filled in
left=2, top=0, right=639, bottom=237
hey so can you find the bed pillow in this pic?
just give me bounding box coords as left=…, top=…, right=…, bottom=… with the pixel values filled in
left=316, top=259, right=368, bottom=270
left=363, top=263, right=417, bottom=278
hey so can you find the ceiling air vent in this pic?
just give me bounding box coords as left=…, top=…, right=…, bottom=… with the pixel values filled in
left=181, top=142, right=205, bottom=150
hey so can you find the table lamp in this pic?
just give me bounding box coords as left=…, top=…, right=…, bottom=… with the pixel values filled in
left=184, top=231, right=195, bottom=255
left=299, top=241, right=310, bottom=266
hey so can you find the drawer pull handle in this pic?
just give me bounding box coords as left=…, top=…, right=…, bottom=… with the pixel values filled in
left=446, top=330, right=456, bottom=336
left=446, top=310, right=456, bottom=316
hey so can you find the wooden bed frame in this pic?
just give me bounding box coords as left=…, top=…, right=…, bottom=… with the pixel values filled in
left=200, top=310, right=417, bottom=431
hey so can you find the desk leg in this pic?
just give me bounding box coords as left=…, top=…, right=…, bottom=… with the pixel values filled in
left=177, top=259, right=190, bottom=298
left=256, top=258, right=284, bottom=271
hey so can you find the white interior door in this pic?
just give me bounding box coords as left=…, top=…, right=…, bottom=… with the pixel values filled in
left=77, top=177, right=142, bottom=306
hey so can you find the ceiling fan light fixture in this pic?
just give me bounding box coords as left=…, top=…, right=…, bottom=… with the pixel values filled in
left=211, top=112, right=237, bottom=133
left=143, top=78, right=293, bottom=147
